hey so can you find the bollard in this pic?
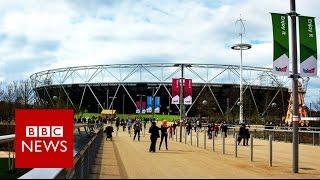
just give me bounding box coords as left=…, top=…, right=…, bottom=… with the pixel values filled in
left=234, top=134, right=238, bottom=158
left=273, top=130, right=275, bottom=141
left=233, top=128, right=236, bottom=138
left=185, top=128, right=187, bottom=144
left=190, top=130, right=193, bottom=145
left=250, top=134, right=253, bottom=162
left=269, top=135, right=272, bottom=167
left=176, top=128, right=178, bottom=141
left=222, top=134, right=225, bottom=154
left=212, top=131, right=215, bottom=152
left=285, top=131, right=287, bottom=143
left=313, top=132, right=315, bottom=146
left=197, top=131, right=199, bottom=147
left=204, top=130, right=206, bottom=149
left=254, top=129, right=256, bottom=138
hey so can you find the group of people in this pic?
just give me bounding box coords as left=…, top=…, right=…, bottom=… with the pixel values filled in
left=149, top=120, right=170, bottom=152
left=238, top=123, right=250, bottom=146
left=105, top=117, right=252, bottom=152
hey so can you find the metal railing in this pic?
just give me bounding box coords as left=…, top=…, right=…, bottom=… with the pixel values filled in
left=19, top=127, right=103, bottom=179
left=226, top=126, right=320, bottom=146
left=0, top=123, right=103, bottom=179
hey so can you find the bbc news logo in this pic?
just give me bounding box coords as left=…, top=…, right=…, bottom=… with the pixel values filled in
left=22, top=126, right=67, bottom=153
left=15, top=109, right=74, bottom=168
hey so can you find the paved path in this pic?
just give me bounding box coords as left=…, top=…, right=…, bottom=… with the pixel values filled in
left=96, top=124, right=320, bottom=179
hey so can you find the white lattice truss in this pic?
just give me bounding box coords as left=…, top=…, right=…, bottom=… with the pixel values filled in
left=30, top=63, right=295, bottom=116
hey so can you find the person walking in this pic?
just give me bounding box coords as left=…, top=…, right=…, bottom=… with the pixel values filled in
left=221, top=122, right=228, bottom=137
left=115, top=118, right=120, bottom=131
left=207, top=122, right=212, bottom=139
left=186, top=121, right=192, bottom=135
left=159, top=120, right=169, bottom=150
left=214, top=123, right=219, bottom=137
left=168, top=125, right=173, bottom=138
left=244, top=125, right=250, bottom=146
left=133, top=120, right=142, bottom=141
left=149, top=121, right=160, bottom=152
left=172, top=121, right=177, bottom=135
left=238, top=123, right=246, bottom=146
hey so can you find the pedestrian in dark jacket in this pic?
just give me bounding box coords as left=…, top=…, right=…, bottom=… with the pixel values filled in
left=133, top=120, right=142, bottom=141
left=238, top=124, right=246, bottom=145
left=115, top=118, right=120, bottom=131
left=149, top=121, right=160, bottom=152
left=244, top=127, right=250, bottom=146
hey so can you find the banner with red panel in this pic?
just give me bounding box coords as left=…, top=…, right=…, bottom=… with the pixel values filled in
left=184, top=79, right=192, bottom=105
left=171, top=78, right=180, bottom=104
left=142, top=101, right=146, bottom=114
left=136, top=101, right=141, bottom=114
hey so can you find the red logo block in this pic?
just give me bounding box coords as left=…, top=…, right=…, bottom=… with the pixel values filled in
left=15, top=109, right=74, bottom=168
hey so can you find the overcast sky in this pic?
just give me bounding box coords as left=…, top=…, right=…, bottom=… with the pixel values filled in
left=0, top=0, right=319, bottom=104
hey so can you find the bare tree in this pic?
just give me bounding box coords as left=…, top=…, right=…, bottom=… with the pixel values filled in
left=0, top=82, right=4, bottom=101
left=18, top=80, right=34, bottom=108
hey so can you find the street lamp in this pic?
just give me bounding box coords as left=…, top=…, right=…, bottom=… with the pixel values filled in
left=52, top=96, right=58, bottom=108
left=202, top=100, right=208, bottom=123
left=231, top=16, right=252, bottom=124
left=109, top=96, right=117, bottom=115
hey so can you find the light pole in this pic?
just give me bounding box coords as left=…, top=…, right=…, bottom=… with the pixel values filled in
left=122, top=94, right=125, bottom=115
left=202, top=100, right=208, bottom=122
left=271, top=102, right=277, bottom=124
left=288, top=0, right=299, bottom=173
left=148, top=87, right=159, bottom=120
left=226, top=98, right=230, bottom=122
left=52, top=96, right=58, bottom=108
left=231, top=16, right=252, bottom=124
left=109, top=96, right=117, bottom=113
left=179, top=64, right=185, bottom=142
left=106, top=89, right=109, bottom=109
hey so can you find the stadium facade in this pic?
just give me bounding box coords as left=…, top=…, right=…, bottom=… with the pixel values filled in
left=30, top=63, right=290, bottom=122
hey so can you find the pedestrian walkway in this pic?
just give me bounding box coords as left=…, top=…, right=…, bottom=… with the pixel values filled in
left=89, top=138, right=127, bottom=179
left=93, top=124, right=320, bottom=179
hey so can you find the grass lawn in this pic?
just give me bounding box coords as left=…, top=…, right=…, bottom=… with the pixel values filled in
left=75, top=113, right=180, bottom=122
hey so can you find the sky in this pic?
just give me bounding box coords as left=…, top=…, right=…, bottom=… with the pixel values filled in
left=0, top=0, right=319, bottom=104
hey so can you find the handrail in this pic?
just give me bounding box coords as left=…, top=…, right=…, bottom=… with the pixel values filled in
left=18, top=151, right=78, bottom=179
left=18, top=127, right=103, bottom=179
left=227, top=126, right=320, bottom=134
left=0, top=134, right=15, bottom=144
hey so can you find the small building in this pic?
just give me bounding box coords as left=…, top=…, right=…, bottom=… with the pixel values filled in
left=101, top=109, right=116, bottom=118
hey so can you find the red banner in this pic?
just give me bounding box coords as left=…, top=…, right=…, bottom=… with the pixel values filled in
left=184, top=79, right=192, bottom=105
left=136, top=101, right=146, bottom=113
left=171, top=78, right=180, bottom=104
left=136, top=101, right=141, bottom=113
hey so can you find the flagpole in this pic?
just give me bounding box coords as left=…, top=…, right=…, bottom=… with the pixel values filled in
left=289, top=0, right=299, bottom=173
left=179, top=64, right=184, bottom=142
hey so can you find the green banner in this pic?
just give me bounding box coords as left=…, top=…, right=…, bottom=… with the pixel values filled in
left=271, top=13, right=289, bottom=76
left=299, top=16, right=317, bottom=77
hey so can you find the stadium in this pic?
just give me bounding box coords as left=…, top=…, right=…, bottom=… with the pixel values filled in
left=30, top=63, right=290, bottom=122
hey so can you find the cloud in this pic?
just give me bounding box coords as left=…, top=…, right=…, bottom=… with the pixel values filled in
left=0, top=0, right=319, bottom=103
